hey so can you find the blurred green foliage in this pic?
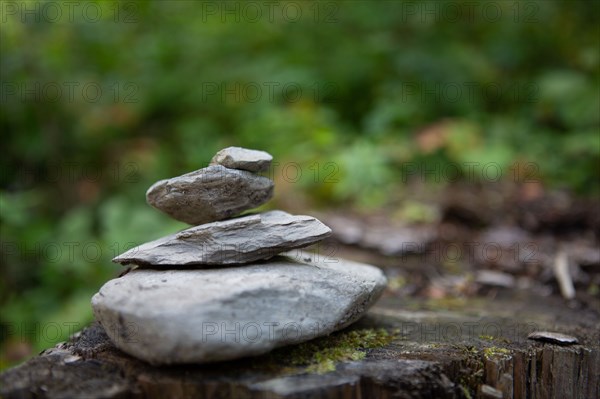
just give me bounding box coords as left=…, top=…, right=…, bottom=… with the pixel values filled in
left=1, top=0, right=599, bottom=368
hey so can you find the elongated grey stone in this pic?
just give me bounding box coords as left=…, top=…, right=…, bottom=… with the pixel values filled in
left=92, top=252, right=387, bottom=365
left=210, top=147, right=273, bottom=172
left=527, top=331, right=578, bottom=345
left=146, top=165, right=273, bottom=225
left=112, top=211, right=332, bottom=266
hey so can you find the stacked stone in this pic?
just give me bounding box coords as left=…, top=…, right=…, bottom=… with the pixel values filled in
left=91, top=147, right=387, bottom=365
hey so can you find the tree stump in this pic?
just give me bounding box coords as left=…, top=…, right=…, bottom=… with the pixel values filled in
left=2, top=289, right=598, bottom=399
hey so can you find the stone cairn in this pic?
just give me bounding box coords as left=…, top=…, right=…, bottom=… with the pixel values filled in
left=92, top=147, right=387, bottom=365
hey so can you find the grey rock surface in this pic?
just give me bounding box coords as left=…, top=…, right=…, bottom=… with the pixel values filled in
left=112, top=211, right=332, bottom=266
left=210, top=147, right=273, bottom=172
left=527, top=331, right=579, bottom=345
left=93, top=252, right=387, bottom=365
left=146, top=165, right=273, bottom=225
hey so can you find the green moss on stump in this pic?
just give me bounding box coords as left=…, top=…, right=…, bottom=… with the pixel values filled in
left=266, top=328, right=396, bottom=374
left=482, top=346, right=511, bottom=360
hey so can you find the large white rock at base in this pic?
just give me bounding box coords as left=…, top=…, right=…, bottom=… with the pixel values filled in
left=91, top=252, right=387, bottom=365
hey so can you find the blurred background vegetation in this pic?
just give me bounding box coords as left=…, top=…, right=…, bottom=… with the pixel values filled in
left=1, top=0, right=598, bottom=369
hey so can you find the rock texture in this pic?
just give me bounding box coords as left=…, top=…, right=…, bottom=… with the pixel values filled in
left=146, top=165, right=273, bottom=225
left=93, top=251, right=387, bottom=365
left=112, top=211, right=332, bottom=266
left=210, top=146, right=273, bottom=172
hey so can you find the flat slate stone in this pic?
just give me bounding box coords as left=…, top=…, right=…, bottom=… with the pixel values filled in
left=93, top=252, right=387, bottom=365
left=210, top=147, right=273, bottom=172
left=146, top=165, right=273, bottom=225
left=112, top=211, right=332, bottom=266
left=527, top=331, right=579, bottom=345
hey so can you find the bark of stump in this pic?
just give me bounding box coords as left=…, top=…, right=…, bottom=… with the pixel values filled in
left=1, top=292, right=598, bottom=399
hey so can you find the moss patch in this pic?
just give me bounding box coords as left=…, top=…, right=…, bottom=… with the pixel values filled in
left=265, top=328, right=396, bottom=374
left=456, top=345, right=484, bottom=397
left=483, top=346, right=511, bottom=360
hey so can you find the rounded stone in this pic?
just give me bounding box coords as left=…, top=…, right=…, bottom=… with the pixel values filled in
left=92, top=252, right=387, bottom=365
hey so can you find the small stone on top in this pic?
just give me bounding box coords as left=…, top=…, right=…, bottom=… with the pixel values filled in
left=210, top=146, right=273, bottom=172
